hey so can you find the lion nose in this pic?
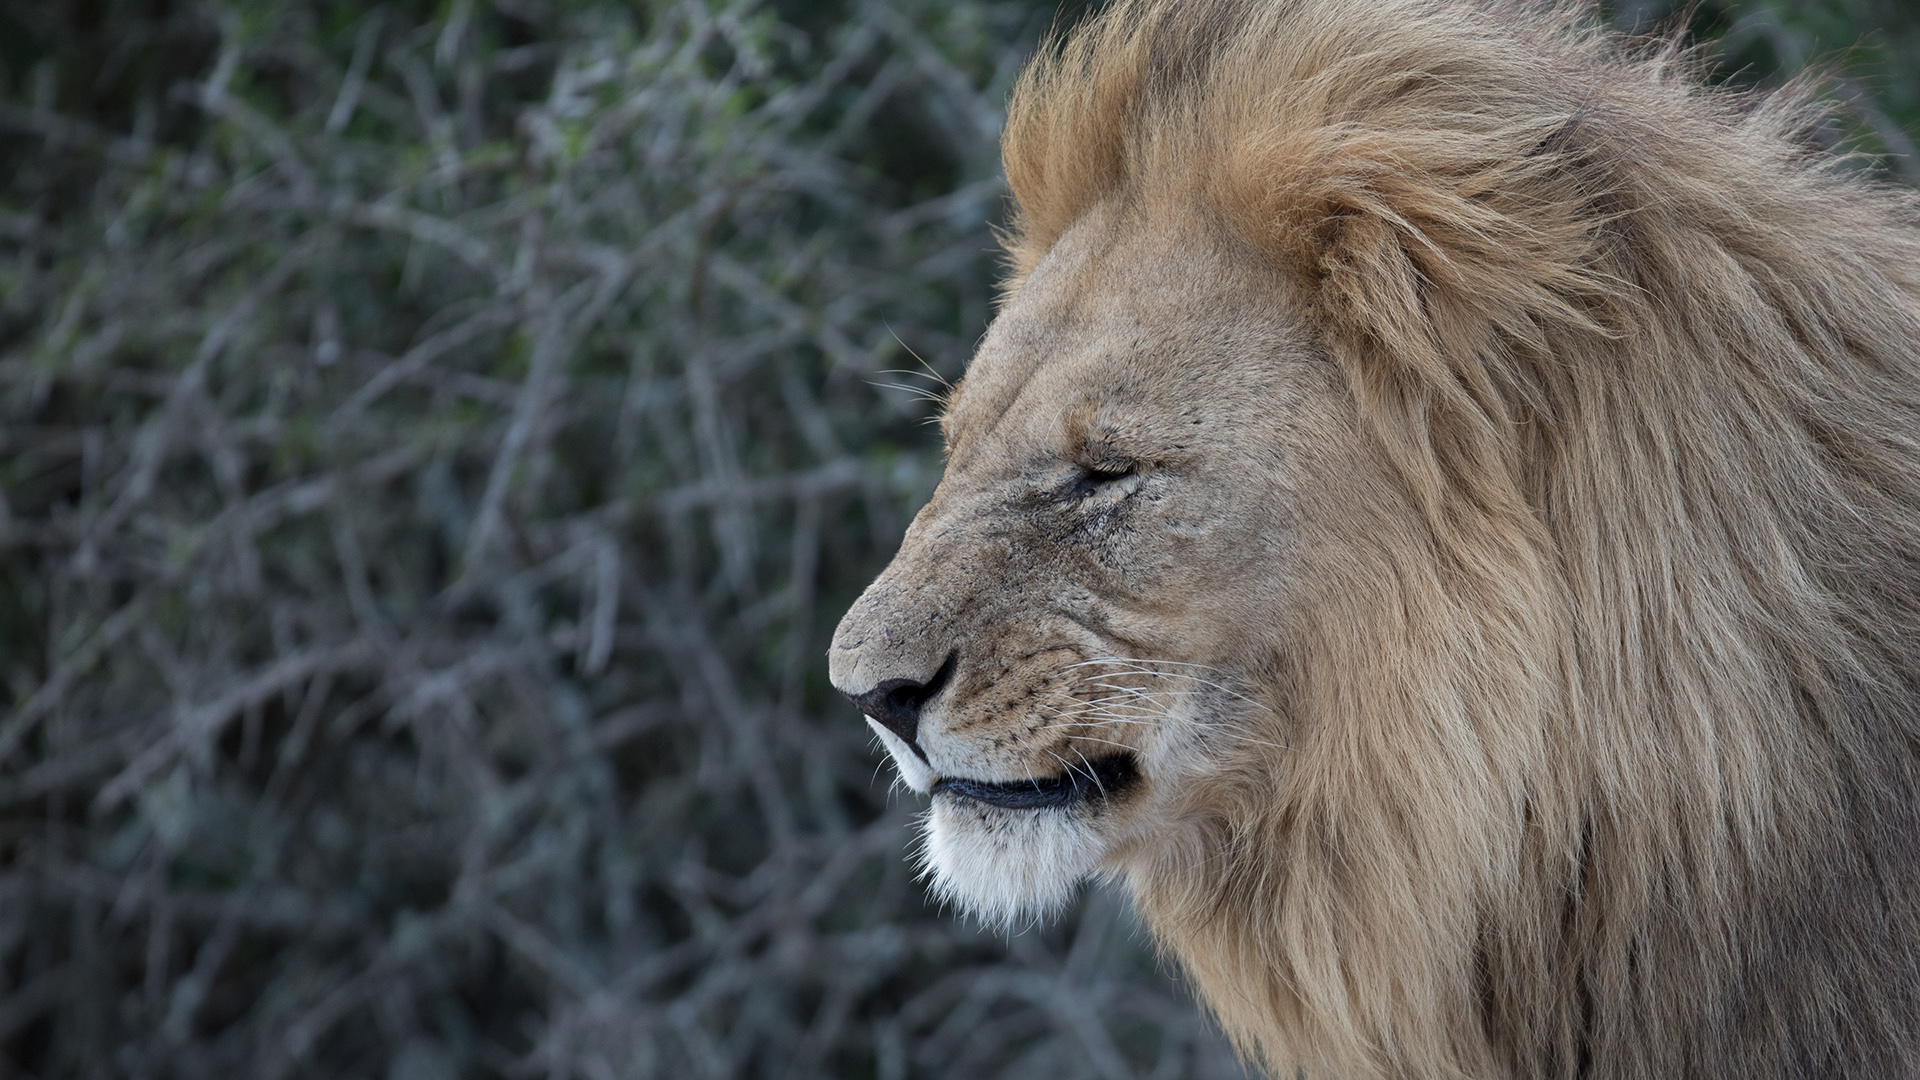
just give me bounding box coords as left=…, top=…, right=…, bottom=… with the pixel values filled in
left=842, top=653, right=956, bottom=752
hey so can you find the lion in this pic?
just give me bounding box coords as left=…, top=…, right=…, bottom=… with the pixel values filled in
left=827, top=0, right=1920, bottom=1075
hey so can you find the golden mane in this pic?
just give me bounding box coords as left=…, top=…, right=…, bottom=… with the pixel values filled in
left=1000, top=1, right=1920, bottom=1075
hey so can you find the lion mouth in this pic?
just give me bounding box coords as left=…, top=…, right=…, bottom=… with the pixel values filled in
left=931, top=753, right=1140, bottom=810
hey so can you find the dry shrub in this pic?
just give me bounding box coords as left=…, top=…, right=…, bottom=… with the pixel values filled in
left=0, top=2, right=1243, bottom=1077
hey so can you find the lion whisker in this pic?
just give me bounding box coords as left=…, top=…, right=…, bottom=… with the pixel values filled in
left=1061, top=735, right=1139, bottom=756
left=1078, top=668, right=1277, bottom=716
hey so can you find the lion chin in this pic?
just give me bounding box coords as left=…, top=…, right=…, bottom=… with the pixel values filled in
left=863, top=713, right=1120, bottom=922
left=831, top=0, right=1920, bottom=1077
left=918, top=781, right=1118, bottom=925
left=863, top=699, right=1160, bottom=925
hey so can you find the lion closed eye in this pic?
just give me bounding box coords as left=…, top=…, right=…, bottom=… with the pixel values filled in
left=828, top=1, right=1920, bottom=1076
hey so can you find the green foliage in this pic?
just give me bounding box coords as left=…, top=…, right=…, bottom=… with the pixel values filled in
left=0, top=1, right=1912, bottom=1078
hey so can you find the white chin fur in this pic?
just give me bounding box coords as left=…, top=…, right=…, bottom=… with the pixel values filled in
left=867, top=718, right=936, bottom=792
left=920, top=796, right=1110, bottom=926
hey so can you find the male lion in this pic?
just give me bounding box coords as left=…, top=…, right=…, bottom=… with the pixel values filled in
left=828, top=0, right=1920, bottom=1075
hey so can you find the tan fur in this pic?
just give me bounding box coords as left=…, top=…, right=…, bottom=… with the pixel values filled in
left=830, top=1, right=1920, bottom=1076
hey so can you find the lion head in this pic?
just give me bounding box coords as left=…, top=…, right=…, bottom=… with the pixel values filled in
left=830, top=1, right=1920, bottom=1076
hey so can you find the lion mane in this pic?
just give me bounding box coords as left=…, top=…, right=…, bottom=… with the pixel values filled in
left=834, top=0, right=1920, bottom=1076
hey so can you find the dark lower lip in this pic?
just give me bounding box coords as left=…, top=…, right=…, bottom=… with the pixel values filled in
left=931, top=753, right=1140, bottom=810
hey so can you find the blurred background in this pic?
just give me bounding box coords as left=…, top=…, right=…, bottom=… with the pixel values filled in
left=0, top=1, right=1912, bottom=1077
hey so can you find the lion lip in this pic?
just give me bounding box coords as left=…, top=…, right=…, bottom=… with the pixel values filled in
left=931, top=753, right=1140, bottom=810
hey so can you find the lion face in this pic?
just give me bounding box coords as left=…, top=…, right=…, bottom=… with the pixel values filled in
left=829, top=202, right=1386, bottom=920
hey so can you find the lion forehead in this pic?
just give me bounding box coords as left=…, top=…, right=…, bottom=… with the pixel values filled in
left=944, top=204, right=1318, bottom=472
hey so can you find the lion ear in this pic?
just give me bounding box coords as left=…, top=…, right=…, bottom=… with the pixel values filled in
left=1236, top=125, right=1612, bottom=513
